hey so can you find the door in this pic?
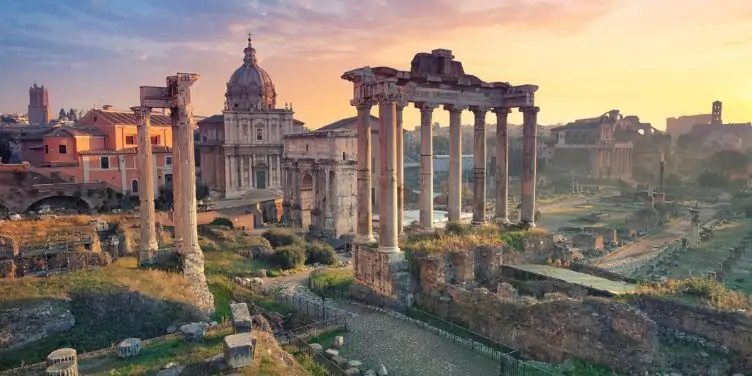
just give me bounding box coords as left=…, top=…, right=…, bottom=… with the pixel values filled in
left=256, top=170, right=267, bottom=189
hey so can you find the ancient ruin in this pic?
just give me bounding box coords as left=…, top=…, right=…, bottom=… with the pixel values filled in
left=341, top=49, right=539, bottom=304
left=137, top=73, right=214, bottom=316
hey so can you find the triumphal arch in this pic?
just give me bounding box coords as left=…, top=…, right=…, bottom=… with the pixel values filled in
left=342, top=49, right=540, bottom=304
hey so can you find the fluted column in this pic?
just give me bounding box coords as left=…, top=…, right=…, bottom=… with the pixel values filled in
left=355, top=101, right=375, bottom=244
left=471, top=106, right=488, bottom=225
left=520, top=106, right=539, bottom=227
left=494, top=108, right=510, bottom=223
left=133, top=106, right=158, bottom=260
left=171, top=120, right=183, bottom=250
left=396, top=103, right=405, bottom=235
left=446, top=105, right=464, bottom=222
left=378, top=99, right=400, bottom=253
left=417, top=102, right=437, bottom=229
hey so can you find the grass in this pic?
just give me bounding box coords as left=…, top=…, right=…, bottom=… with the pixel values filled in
left=666, top=219, right=752, bottom=279
left=401, top=222, right=548, bottom=255
left=81, top=328, right=309, bottom=376
left=310, top=269, right=354, bottom=292
left=626, top=277, right=752, bottom=311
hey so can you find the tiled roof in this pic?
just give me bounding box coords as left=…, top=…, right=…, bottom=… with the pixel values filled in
left=19, top=126, right=106, bottom=140
left=83, top=109, right=172, bottom=126
left=318, top=115, right=380, bottom=131
left=78, top=145, right=172, bottom=155
left=550, top=122, right=600, bottom=131
left=197, top=114, right=224, bottom=124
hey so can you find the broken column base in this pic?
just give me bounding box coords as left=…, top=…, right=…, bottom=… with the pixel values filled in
left=223, top=332, right=256, bottom=369
left=350, top=244, right=415, bottom=311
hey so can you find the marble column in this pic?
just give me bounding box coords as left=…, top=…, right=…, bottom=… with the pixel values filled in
left=494, top=108, right=510, bottom=223
left=396, top=103, right=405, bottom=235
left=171, top=120, right=183, bottom=250
left=471, top=106, right=488, bottom=225
left=355, top=101, right=375, bottom=244
left=417, top=103, right=437, bottom=229
left=520, top=106, right=539, bottom=227
left=446, top=105, right=464, bottom=222
left=378, top=99, right=399, bottom=253
left=133, top=106, right=158, bottom=259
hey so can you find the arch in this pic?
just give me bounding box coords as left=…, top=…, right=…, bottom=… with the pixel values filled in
left=131, top=179, right=139, bottom=193
left=301, top=173, right=313, bottom=191
left=25, top=195, right=91, bottom=214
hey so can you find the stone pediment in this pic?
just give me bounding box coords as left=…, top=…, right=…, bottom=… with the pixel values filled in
left=254, top=159, right=268, bottom=168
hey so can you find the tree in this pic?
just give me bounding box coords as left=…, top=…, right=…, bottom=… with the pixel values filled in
left=68, top=108, right=78, bottom=122
left=433, top=136, right=449, bottom=155
left=709, top=149, right=750, bottom=179
left=155, top=182, right=211, bottom=210
left=676, top=134, right=694, bottom=151
left=0, top=133, right=13, bottom=163
left=58, top=108, right=67, bottom=120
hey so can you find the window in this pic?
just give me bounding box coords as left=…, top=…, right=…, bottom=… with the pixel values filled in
left=343, top=152, right=346, bottom=160
left=44, top=145, right=49, bottom=154
left=125, top=135, right=135, bottom=145
left=100, top=156, right=110, bottom=169
left=256, top=128, right=263, bottom=141
left=150, top=136, right=159, bottom=145
left=131, top=179, right=139, bottom=193
left=165, top=156, right=172, bottom=165
left=58, top=145, right=67, bottom=154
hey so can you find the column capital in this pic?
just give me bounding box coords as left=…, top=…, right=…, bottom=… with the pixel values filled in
left=443, top=104, right=467, bottom=113
left=414, top=102, right=439, bottom=112
left=492, top=107, right=512, bottom=115
left=352, top=98, right=376, bottom=109
left=131, top=106, right=152, bottom=125
left=520, top=106, right=540, bottom=114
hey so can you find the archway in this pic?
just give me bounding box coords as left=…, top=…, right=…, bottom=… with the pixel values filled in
left=131, top=179, right=139, bottom=194
left=25, top=195, right=91, bottom=214
left=300, top=173, right=314, bottom=229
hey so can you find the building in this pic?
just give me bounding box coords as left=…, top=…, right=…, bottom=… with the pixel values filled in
left=17, top=106, right=174, bottom=195
left=197, top=36, right=305, bottom=198
left=281, top=130, right=358, bottom=237
left=28, top=84, right=51, bottom=125
left=549, top=110, right=634, bottom=180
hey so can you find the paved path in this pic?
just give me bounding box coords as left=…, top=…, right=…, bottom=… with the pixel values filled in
left=333, top=304, right=499, bottom=376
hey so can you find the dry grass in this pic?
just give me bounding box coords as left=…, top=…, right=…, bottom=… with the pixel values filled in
left=633, top=277, right=752, bottom=311
left=0, top=257, right=195, bottom=305
left=403, top=223, right=549, bottom=255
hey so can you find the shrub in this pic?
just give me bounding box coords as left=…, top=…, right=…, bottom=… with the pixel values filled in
left=445, top=221, right=469, bottom=235
left=263, top=228, right=303, bottom=248
left=209, top=217, right=234, bottom=228
left=306, top=242, right=338, bottom=265
left=272, top=245, right=306, bottom=269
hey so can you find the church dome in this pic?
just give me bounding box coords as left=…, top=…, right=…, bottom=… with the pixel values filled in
left=225, top=35, right=276, bottom=111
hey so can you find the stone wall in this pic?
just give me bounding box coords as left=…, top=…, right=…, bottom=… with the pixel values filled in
left=633, top=296, right=752, bottom=367
left=504, top=233, right=555, bottom=264
left=351, top=244, right=414, bottom=309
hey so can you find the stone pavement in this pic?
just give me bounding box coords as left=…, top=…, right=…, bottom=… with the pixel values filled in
left=338, top=304, right=499, bottom=376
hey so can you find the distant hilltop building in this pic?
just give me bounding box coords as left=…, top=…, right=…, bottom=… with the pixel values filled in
left=27, top=84, right=51, bottom=125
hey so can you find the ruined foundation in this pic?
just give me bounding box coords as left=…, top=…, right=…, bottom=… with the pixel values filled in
left=351, top=244, right=414, bottom=309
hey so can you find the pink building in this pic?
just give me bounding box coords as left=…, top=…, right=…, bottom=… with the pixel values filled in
left=19, top=106, right=174, bottom=195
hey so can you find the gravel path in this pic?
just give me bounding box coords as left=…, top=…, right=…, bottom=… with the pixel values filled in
left=337, top=304, right=500, bottom=376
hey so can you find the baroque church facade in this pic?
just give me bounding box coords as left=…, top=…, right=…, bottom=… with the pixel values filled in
left=198, top=36, right=305, bottom=198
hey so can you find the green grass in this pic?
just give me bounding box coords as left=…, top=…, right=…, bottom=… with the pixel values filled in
left=310, top=269, right=354, bottom=293
left=666, top=219, right=752, bottom=279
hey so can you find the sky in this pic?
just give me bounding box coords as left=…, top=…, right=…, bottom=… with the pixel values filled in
left=0, top=0, right=750, bottom=130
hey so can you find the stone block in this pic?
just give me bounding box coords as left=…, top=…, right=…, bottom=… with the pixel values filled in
left=46, top=348, right=77, bottom=366
left=324, top=348, right=339, bottom=359
left=348, top=360, right=363, bottom=368
left=331, top=355, right=348, bottom=367
left=230, top=302, right=253, bottom=333
left=333, top=335, right=345, bottom=348
left=180, top=323, right=206, bottom=341
left=223, top=333, right=256, bottom=369
left=116, top=338, right=142, bottom=359
left=308, top=343, right=323, bottom=354
left=376, top=364, right=388, bottom=375
left=344, top=368, right=361, bottom=375
left=45, top=361, right=78, bottom=376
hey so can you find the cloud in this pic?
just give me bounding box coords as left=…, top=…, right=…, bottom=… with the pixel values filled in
left=0, top=0, right=618, bottom=67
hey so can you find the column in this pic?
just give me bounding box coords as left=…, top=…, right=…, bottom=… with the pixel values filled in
left=471, top=106, right=488, bottom=225
left=396, top=103, right=405, bottom=235
left=417, top=103, right=437, bottom=229
left=494, top=108, right=510, bottom=223
left=132, top=106, right=158, bottom=258
left=224, top=155, right=230, bottom=194
left=520, top=106, right=539, bottom=227
left=446, top=105, right=464, bottom=222
left=378, top=99, right=400, bottom=253
left=355, top=101, right=375, bottom=244
left=171, top=123, right=183, bottom=250
left=239, top=155, right=245, bottom=188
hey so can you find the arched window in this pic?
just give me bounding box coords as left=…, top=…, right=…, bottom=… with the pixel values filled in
left=131, top=179, right=139, bottom=193
left=301, top=173, right=313, bottom=191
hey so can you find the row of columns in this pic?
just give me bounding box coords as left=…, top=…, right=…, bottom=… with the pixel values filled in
left=355, top=96, right=540, bottom=253
left=592, top=148, right=632, bottom=179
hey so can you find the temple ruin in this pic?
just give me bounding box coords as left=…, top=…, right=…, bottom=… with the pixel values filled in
left=136, top=73, right=214, bottom=317
left=341, top=49, right=539, bottom=303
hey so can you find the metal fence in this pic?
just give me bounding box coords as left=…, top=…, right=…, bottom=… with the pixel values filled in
left=288, top=315, right=350, bottom=376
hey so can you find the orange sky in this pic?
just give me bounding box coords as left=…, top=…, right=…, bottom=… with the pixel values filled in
left=2, top=0, right=750, bottom=131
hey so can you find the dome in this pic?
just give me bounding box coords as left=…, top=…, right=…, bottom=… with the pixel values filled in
left=225, top=35, right=276, bottom=111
